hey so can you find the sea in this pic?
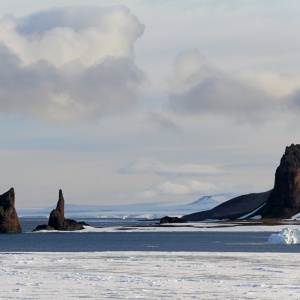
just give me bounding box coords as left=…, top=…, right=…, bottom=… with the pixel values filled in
left=0, top=217, right=299, bottom=253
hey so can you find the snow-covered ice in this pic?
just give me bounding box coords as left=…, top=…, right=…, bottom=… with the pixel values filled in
left=0, top=251, right=300, bottom=299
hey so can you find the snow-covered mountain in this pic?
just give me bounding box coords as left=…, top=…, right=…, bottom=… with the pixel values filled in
left=188, top=195, right=219, bottom=206
left=17, top=193, right=236, bottom=219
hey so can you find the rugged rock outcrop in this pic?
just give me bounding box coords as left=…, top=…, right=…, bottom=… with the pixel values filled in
left=34, top=190, right=87, bottom=231
left=259, top=144, right=300, bottom=218
left=33, top=224, right=54, bottom=231
left=160, top=216, right=187, bottom=224
left=0, top=188, right=22, bottom=233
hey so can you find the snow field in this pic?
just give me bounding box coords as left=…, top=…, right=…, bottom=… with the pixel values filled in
left=0, top=252, right=300, bottom=299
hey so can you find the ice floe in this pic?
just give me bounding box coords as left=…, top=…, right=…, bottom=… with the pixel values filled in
left=268, top=228, right=300, bottom=244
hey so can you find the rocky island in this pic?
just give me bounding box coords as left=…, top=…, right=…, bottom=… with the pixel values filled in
left=34, top=189, right=88, bottom=231
left=0, top=188, right=22, bottom=233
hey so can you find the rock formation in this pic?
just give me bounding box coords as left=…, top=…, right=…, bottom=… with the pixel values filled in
left=160, top=216, right=187, bottom=224
left=183, top=190, right=271, bottom=222
left=161, top=143, right=300, bottom=223
left=0, top=188, right=22, bottom=233
left=48, top=189, right=66, bottom=229
left=34, top=190, right=87, bottom=231
left=259, top=144, right=300, bottom=218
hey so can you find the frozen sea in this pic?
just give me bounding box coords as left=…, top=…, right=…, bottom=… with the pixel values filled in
left=1, top=218, right=300, bottom=299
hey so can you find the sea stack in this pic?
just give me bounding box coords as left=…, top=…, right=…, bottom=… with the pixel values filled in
left=48, top=189, right=66, bottom=229
left=34, top=189, right=86, bottom=231
left=260, top=144, right=300, bottom=218
left=48, top=189, right=86, bottom=230
left=0, top=188, right=22, bottom=233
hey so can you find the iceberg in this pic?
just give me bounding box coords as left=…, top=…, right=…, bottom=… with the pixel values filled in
left=268, top=228, right=300, bottom=244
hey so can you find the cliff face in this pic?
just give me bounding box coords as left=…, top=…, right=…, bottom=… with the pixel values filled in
left=260, top=144, right=300, bottom=218
left=0, top=188, right=22, bottom=233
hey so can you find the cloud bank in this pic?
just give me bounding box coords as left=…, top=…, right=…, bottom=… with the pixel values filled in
left=120, top=158, right=224, bottom=177
left=167, top=49, right=276, bottom=123
left=0, top=6, right=145, bottom=121
left=137, top=179, right=248, bottom=198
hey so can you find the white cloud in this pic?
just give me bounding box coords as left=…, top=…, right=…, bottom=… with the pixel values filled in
left=0, top=6, right=145, bottom=122
left=167, top=49, right=221, bottom=94
left=4, top=6, right=144, bottom=67
left=167, top=49, right=276, bottom=123
left=239, top=72, right=300, bottom=98
left=137, top=179, right=248, bottom=198
left=120, top=158, right=224, bottom=177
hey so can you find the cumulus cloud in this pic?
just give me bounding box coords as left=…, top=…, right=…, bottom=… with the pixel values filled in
left=0, top=6, right=145, bottom=121
left=137, top=179, right=248, bottom=198
left=119, top=158, right=224, bottom=177
left=167, top=49, right=274, bottom=122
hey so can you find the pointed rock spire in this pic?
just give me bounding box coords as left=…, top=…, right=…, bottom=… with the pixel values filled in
left=56, top=189, right=64, bottom=215
left=45, top=189, right=85, bottom=231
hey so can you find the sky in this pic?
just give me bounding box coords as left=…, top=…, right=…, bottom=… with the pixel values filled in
left=1, top=0, right=300, bottom=208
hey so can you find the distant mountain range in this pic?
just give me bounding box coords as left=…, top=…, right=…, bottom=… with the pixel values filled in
left=17, top=193, right=236, bottom=219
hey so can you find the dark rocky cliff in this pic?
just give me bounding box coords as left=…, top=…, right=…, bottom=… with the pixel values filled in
left=259, top=144, right=300, bottom=218
left=0, top=188, right=22, bottom=233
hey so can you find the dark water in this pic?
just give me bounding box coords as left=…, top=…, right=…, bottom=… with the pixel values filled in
left=0, top=231, right=298, bottom=253
left=0, top=218, right=298, bottom=253
left=19, top=217, right=153, bottom=232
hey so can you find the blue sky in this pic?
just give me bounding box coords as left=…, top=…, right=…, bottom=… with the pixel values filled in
left=1, top=0, right=300, bottom=207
